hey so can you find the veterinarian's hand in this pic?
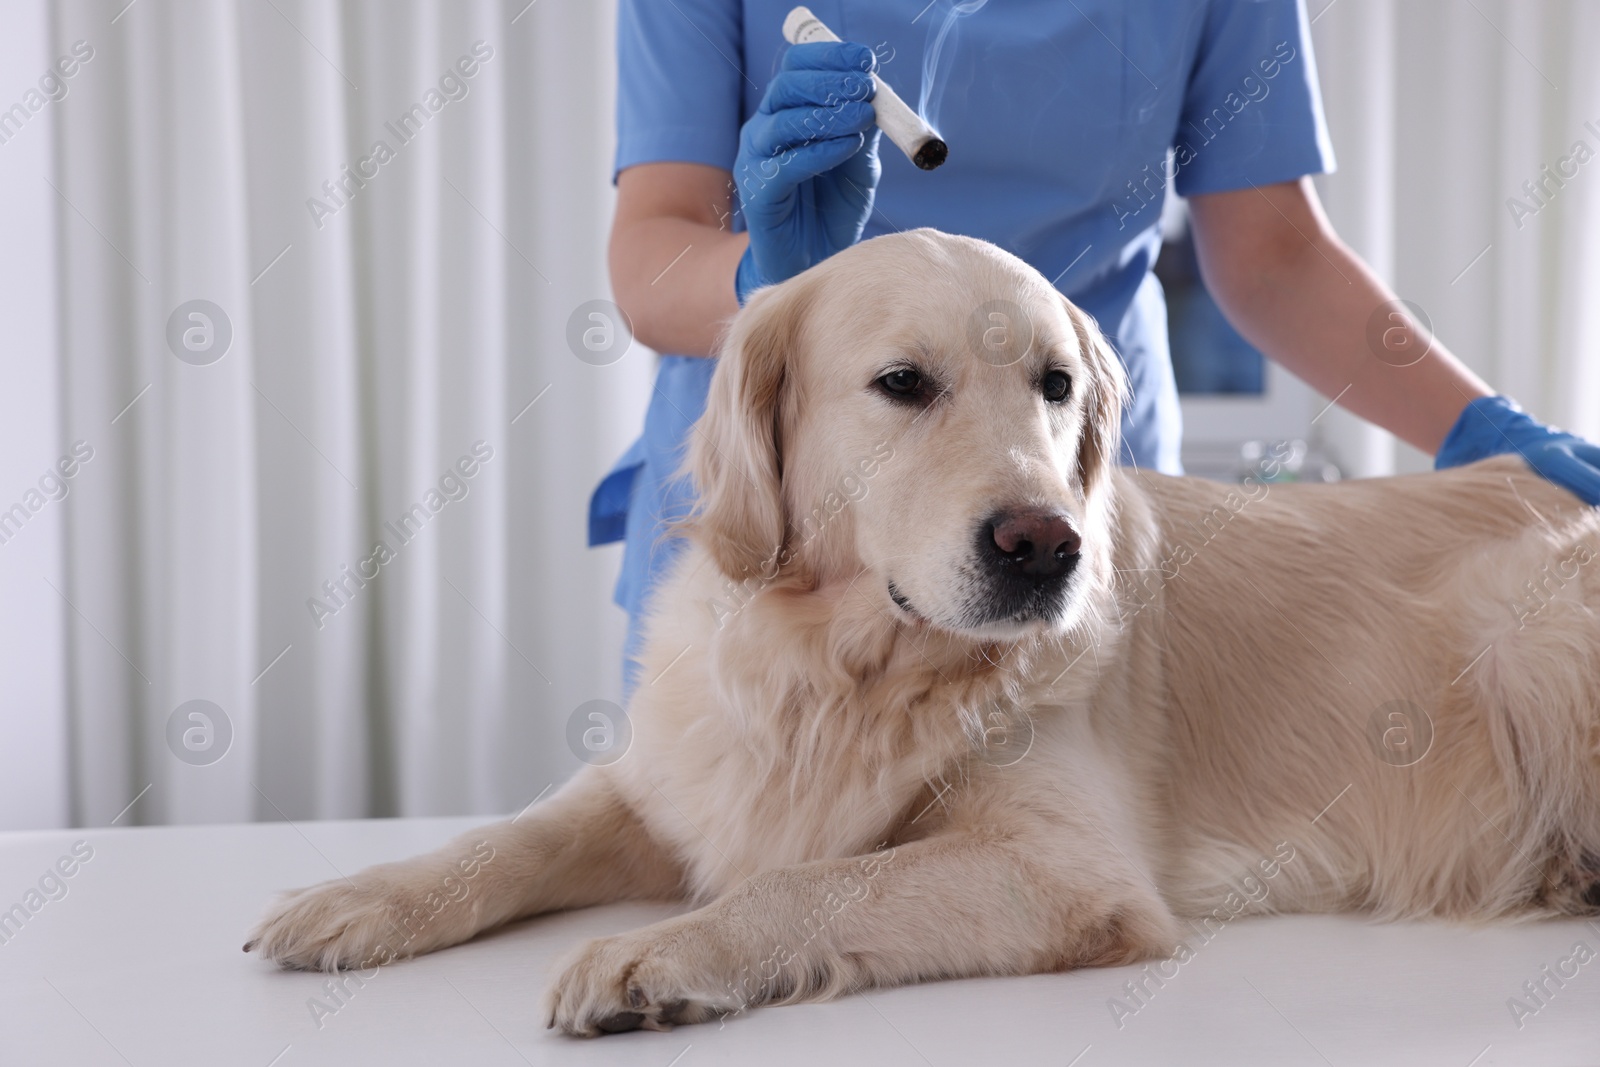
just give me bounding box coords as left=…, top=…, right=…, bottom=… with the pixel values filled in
left=733, top=41, right=881, bottom=306
left=1435, top=395, right=1600, bottom=506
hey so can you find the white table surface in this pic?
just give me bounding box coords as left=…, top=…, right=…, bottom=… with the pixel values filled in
left=2, top=815, right=1597, bottom=1066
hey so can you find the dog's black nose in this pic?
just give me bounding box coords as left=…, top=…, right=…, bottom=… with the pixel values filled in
left=983, top=509, right=1081, bottom=580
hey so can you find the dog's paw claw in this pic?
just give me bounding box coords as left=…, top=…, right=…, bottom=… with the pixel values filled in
left=595, top=1011, right=646, bottom=1033
left=544, top=930, right=730, bottom=1037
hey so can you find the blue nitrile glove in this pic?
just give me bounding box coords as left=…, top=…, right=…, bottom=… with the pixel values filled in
left=733, top=40, right=882, bottom=307
left=1435, top=395, right=1600, bottom=505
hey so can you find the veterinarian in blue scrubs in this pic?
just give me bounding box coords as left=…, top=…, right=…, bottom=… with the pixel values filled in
left=592, top=0, right=1600, bottom=694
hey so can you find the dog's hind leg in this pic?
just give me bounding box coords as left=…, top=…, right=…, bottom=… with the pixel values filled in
left=246, top=768, right=683, bottom=971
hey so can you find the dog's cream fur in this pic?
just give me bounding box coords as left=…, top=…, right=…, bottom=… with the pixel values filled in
left=247, top=230, right=1600, bottom=1036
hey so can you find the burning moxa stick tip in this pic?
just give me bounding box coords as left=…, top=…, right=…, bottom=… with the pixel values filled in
left=782, top=6, right=949, bottom=172
left=911, top=138, right=948, bottom=171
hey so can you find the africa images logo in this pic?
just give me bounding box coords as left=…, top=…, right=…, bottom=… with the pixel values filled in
left=306, top=442, right=494, bottom=630
left=305, top=42, right=494, bottom=230
left=1110, top=40, right=1299, bottom=231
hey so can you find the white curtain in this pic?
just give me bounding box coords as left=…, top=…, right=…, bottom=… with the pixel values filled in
left=0, top=0, right=70, bottom=829
left=3, top=0, right=648, bottom=829
left=1311, top=0, right=1600, bottom=475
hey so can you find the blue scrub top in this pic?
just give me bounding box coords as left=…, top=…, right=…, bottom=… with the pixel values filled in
left=591, top=0, right=1336, bottom=676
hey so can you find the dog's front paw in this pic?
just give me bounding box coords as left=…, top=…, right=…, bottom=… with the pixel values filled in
left=245, top=865, right=479, bottom=972
left=544, top=923, right=740, bottom=1037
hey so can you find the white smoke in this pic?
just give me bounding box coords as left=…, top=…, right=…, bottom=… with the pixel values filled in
left=917, top=0, right=988, bottom=136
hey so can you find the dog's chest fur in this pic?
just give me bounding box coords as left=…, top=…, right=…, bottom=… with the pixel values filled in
left=619, top=581, right=1031, bottom=899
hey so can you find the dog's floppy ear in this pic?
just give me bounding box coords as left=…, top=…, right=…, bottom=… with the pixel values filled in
left=679, top=278, right=814, bottom=582
left=1062, top=295, right=1128, bottom=498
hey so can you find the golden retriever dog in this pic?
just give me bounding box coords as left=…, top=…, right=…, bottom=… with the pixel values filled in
left=246, top=229, right=1600, bottom=1037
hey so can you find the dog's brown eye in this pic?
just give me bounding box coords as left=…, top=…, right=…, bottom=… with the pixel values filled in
left=1042, top=370, right=1072, bottom=403
left=878, top=368, right=923, bottom=399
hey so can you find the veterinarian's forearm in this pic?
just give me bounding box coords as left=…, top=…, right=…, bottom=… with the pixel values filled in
left=1189, top=180, right=1492, bottom=456
left=610, top=163, right=747, bottom=357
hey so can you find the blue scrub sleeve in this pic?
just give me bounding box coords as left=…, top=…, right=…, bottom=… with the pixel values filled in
left=1173, top=0, right=1336, bottom=196
left=614, top=0, right=746, bottom=182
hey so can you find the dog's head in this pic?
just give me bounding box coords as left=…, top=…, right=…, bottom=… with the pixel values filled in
left=684, top=228, right=1126, bottom=642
